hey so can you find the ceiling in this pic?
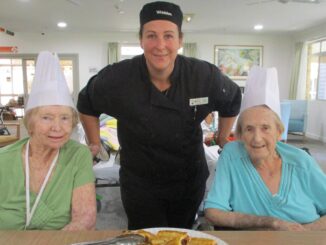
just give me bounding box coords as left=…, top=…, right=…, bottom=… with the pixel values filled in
left=1, top=0, right=326, bottom=35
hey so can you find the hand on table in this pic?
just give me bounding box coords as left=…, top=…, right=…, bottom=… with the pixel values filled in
left=273, top=219, right=307, bottom=231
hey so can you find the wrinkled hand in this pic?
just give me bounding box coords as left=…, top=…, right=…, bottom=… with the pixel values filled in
left=215, top=135, right=230, bottom=148
left=88, top=143, right=100, bottom=157
left=273, top=220, right=307, bottom=231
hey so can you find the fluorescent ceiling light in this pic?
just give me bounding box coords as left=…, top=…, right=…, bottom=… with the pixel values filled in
left=254, top=24, right=263, bottom=30
left=57, top=22, right=67, bottom=28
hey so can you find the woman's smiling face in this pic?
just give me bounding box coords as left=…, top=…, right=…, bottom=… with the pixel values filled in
left=239, top=106, right=282, bottom=164
left=29, top=105, right=74, bottom=150
left=140, top=20, right=182, bottom=75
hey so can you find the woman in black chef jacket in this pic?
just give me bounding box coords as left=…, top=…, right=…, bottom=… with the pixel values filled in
left=77, top=1, right=242, bottom=230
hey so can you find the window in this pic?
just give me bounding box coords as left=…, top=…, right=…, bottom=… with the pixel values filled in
left=120, top=44, right=143, bottom=61
left=0, top=54, right=79, bottom=117
left=0, top=59, right=26, bottom=103
left=306, top=39, right=326, bottom=100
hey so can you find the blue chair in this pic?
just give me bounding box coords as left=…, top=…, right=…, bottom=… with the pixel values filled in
left=280, top=101, right=291, bottom=142
left=283, top=100, right=307, bottom=137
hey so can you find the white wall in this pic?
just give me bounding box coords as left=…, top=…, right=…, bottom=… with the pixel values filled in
left=307, top=100, right=326, bottom=142
left=5, top=29, right=325, bottom=141
left=184, top=33, right=294, bottom=99
left=0, top=31, right=139, bottom=88
left=0, top=31, right=293, bottom=98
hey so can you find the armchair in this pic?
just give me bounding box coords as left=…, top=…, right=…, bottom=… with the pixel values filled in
left=280, top=101, right=291, bottom=142
left=283, top=99, right=307, bottom=137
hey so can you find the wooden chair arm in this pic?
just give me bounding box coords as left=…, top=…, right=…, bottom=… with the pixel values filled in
left=0, top=121, right=20, bottom=147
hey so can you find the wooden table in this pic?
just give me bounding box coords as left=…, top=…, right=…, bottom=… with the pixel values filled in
left=1, top=230, right=326, bottom=245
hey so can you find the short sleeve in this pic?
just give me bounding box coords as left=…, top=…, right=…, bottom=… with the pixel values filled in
left=73, top=146, right=95, bottom=188
left=211, top=68, right=242, bottom=118
left=204, top=149, right=233, bottom=211
left=306, top=157, right=326, bottom=216
left=77, top=75, right=102, bottom=117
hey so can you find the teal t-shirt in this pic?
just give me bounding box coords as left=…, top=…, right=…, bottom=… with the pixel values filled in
left=0, top=138, right=95, bottom=230
left=204, top=141, right=326, bottom=224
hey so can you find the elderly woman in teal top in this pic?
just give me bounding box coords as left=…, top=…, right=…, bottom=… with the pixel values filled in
left=0, top=51, right=96, bottom=230
left=204, top=105, right=326, bottom=230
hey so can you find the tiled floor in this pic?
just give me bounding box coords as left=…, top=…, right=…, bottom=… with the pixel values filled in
left=95, top=135, right=326, bottom=230
left=287, top=134, right=326, bottom=172
left=96, top=185, right=127, bottom=230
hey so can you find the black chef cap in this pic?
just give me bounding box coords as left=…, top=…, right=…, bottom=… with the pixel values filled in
left=140, top=1, right=183, bottom=29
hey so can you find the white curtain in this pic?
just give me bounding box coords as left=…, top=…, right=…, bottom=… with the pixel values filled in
left=296, top=43, right=308, bottom=100
left=108, top=42, right=119, bottom=64
left=289, top=42, right=304, bottom=99
left=183, top=43, right=197, bottom=58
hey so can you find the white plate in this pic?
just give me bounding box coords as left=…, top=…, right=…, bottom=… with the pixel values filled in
left=143, top=227, right=228, bottom=245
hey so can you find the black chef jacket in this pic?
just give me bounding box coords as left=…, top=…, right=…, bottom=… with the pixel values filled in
left=77, top=54, right=241, bottom=187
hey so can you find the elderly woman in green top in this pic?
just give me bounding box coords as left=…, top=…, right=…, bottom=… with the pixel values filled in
left=0, top=51, right=96, bottom=230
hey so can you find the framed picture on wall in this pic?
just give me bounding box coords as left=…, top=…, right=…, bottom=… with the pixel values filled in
left=214, top=45, right=263, bottom=80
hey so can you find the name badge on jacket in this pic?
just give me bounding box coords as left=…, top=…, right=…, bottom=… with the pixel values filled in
left=189, top=97, right=208, bottom=106
left=189, top=97, right=208, bottom=120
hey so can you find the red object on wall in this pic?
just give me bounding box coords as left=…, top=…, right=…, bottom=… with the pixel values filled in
left=0, top=46, right=18, bottom=53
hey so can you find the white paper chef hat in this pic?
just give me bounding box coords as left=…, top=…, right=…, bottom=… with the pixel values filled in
left=25, top=51, right=75, bottom=112
left=240, top=66, right=281, bottom=117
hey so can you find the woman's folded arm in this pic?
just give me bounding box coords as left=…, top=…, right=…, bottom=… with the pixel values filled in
left=62, top=183, right=96, bottom=231
left=303, top=215, right=326, bottom=231
left=205, top=208, right=307, bottom=231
